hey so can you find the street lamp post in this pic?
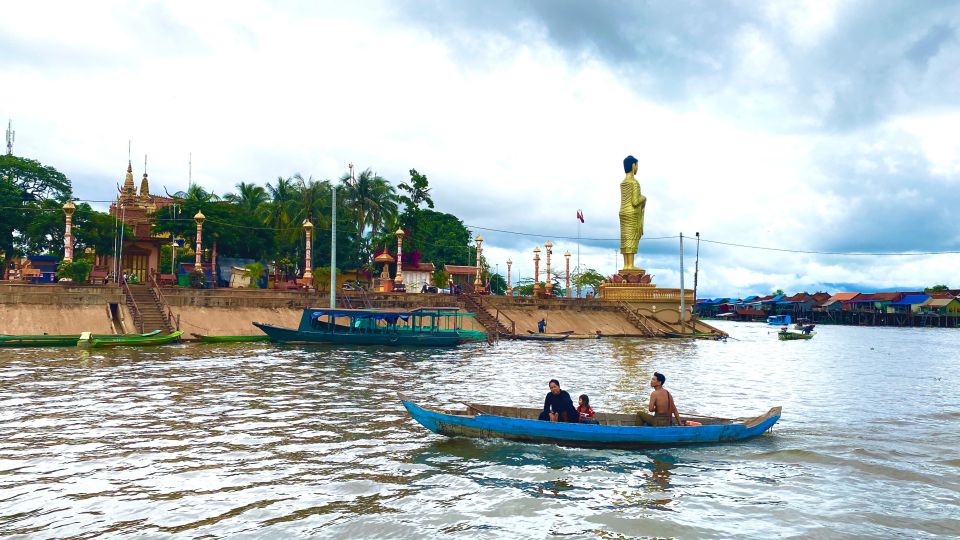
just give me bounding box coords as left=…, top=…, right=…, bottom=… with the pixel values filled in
left=544, top=241, right=553, bottom=295
left=395, top=228, right=405, bottom=286
left=506, top=258, right=513, bottom=296
left=302, top=219, right=314, bottom=281
left=533, top=246, right=541, bottom=295
left=62, top=200, right=76, bottom=263
left=170, top=240, right=178, bottom=275
left=564, top=251, right=571, bottom=298
left=193, top=211, right=205, bottom=272
left=474, top=234, right=483, bottom=291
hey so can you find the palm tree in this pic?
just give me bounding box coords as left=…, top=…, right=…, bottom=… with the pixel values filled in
left=224, top=182, right=268, bottom=214
left=263, top=176, right=297, bottom=253
left=290, top=174, right=332, bottom=233
left=339, top=168, right=398, bottom=241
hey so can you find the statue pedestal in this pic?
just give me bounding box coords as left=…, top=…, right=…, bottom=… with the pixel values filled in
left=599, top=269, right=656, bottom=301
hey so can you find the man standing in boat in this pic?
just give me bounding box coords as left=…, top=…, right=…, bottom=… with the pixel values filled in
left=640, top=372, right=683, bottom=426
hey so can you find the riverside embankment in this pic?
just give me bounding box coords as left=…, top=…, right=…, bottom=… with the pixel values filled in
left=1, top=283, right=673, bottom=337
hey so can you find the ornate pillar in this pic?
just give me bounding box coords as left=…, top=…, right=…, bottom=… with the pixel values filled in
left=395, top=228, right=405, bottom=285
left=62, top=200, right=76, bottom=263
left=506, top=258, right=512, bottom=296
left=474, top=234, right=483, bottom=289
left=302, top=219, right=314, bottom=280
left=533, top=246, right=541, bottom=295
left=193, top=210, right=205, bottom=272
left=544, top=240, right=553, bottom=294
left=564, top=251, right=571, bottom=298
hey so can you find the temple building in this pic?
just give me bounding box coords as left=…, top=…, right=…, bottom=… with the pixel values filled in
left=102, top=161, right=176, bottom=283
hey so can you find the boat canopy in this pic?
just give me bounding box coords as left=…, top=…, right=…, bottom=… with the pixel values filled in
left=308, top=307, right=470, bottom=324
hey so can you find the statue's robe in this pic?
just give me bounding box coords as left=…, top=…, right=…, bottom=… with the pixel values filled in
left=619, top=176, right=646, bottom=254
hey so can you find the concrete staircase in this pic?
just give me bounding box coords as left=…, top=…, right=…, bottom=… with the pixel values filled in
left=617, top=301, right=664, bottom=337
left=127, top=285, right=173, bottom=333
left=459, top=293, right=515, bottom=340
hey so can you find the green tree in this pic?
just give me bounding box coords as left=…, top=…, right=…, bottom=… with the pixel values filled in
left=398, top=168, right=434, bottom=212
left=399, top=209, right=471, bottom=267
left=0, top=154, right=71, bottom=202
left=224, top=182, right=269, bottom=214
left=573, top=268, right=605, bottom=296
left=925, top=284, right=949, bottom=293
left=489, top=273, right=507, bottom=295
left=773, top=289, right=785, bottom=296
left=339, top=168, right=399, bottom=262
left=55, top=259, right=92, bottom=283
left=432, top=269, right=448, bottom=288
left=0, top=177, right=23, bottom=275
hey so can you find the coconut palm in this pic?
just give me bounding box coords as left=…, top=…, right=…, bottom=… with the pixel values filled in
left=224, top=182, right=268, bottom=214
left=339, top=168, right=398, bottom=240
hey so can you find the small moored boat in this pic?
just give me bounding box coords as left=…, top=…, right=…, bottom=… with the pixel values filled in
left=1, top=330, right=160, bottom=348
left=399, top=394, right=781, bottom=449
left=191, top=333, right=270, bottom=343
left=80, top=330, right=183, bottom=348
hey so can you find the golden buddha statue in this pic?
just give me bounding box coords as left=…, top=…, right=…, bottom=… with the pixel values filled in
left=618, top=155, right=646, bottom=270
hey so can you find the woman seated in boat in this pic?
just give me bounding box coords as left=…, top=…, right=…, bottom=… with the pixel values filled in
left=538, top=379, right=579, bottom=423
left=577, top=394, right=598, bottom=424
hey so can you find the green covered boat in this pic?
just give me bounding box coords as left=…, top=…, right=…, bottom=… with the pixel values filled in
left=0, top=330, right=160, bottom=348
left=80, top=330, right=183, bottom=348
left=191, top=333, right=271, bottom=343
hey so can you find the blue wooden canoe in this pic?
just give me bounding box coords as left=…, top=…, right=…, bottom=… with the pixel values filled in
left=399, top=394, right=781, bottom=449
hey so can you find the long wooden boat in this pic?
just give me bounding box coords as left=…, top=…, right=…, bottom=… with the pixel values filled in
left=0, top=330, right=160, bottom=348
left=191, top=333, right=271, bottom=343
left=400, top=394, right=781, bottom=449
left=663, top=331, right=725, bottom=340
left=82, top=330, right=183, bottom=348
left=515, top=333, right=569, bottom=342
left=253, top=307, right=468, bottom=347
left=778, top=330, right=814, bottom=341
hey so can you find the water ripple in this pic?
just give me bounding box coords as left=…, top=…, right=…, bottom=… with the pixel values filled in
left=1, top=322, right=959, bottom=538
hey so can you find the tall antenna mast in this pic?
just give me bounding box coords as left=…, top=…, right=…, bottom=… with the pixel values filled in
left=4, top=119, right=13, bottom=155
left=128, top=140, right=131, bottom=162
left=188, top=152, right=192, bottom=189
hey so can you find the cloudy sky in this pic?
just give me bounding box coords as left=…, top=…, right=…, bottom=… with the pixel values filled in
left=3, top=0, right=959, bottom=296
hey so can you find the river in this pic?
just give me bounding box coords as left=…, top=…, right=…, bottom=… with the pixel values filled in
left=1, top=321, right=958, bottom=538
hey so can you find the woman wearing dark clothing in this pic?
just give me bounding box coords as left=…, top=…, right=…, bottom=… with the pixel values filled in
left=538, top=379, right=579, bottom=423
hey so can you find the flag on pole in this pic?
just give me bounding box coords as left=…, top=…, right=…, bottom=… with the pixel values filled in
left=576, top=209, right=584, bottom=223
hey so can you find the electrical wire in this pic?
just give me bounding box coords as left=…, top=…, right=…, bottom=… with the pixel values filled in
left=2, top=205, right=960, bottom=257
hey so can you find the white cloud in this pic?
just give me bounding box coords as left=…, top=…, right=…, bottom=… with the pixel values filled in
left=2, top=2, right=959, bottom=297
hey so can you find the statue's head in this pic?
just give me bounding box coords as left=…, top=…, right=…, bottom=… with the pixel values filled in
left=623, top=155, right=638, bottom=173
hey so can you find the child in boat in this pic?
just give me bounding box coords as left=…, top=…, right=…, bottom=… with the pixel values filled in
left=577, top=394, right=598, bottom=424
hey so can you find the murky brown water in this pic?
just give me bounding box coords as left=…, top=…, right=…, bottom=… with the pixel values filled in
left=1, top=321, right=959, bottom=538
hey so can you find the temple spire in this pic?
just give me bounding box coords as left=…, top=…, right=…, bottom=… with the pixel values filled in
left=139, top=154, right=150, bottom=199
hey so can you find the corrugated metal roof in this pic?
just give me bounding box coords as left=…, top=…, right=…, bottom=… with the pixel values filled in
left=890, top=294, right=930, bottom=305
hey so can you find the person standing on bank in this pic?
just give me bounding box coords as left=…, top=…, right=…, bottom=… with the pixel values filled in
left=640, top=372, right=683, bottom=427
left=538, top=379, right=579, bottom=423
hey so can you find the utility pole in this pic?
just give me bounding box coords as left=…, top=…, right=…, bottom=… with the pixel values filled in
left=693, top=232, right=701, bottom=319
left=679, top=232, right=685, bottom=333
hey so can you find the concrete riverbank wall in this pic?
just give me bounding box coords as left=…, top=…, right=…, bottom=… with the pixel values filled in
left=0, top=283, right=696, bottom=337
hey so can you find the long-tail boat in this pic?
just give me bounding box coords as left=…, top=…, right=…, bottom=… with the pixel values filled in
left=253, top=307, right=471, bottom=347
left=0, top=330, right=160, bottom=348
left=79, top=330, right=183, bottom=348
left=191, top=333, right=271, bottom=343
left=777, top=330, right=814, bottom=340
left=399, top=393, right=781, bottom=449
